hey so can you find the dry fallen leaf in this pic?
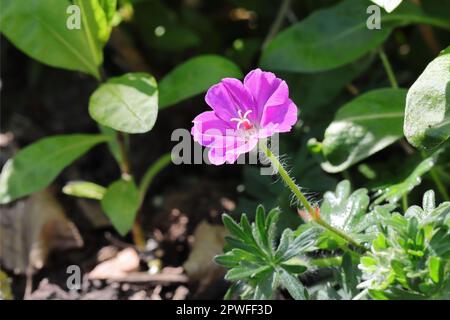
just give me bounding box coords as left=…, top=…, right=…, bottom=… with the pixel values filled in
left=0, top=189, right=83, bottom=274
left=183, top=221, right=228, bottom=292
left=88, top=247, right=140, bottom=280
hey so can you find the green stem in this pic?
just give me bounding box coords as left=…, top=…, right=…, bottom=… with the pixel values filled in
left=262, top=0, right=292, bottom=49
left=402, top=194, right=408, bottom=212
left=314, top=217, right=366, bottom=251
left=139, top=153, right=172, bottom=205
left=116, top=132, right=131, bottom=177
left=378, top=48, right=399, bottom=89
left=260, top=141, right=314, bottom=214
left=429, top=167, right=450, bottom=201
left=259, top=141, right=365, bottom=252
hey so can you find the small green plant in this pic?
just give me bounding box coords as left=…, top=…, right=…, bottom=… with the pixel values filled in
left=216, top=206, right=318, bottom=299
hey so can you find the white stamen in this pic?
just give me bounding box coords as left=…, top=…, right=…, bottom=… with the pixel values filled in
left=230, top=109, right=253, bottom=130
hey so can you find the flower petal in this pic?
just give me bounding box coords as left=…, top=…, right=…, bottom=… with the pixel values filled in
left=205, top=79, right=255, bottom=123
left=261, top=99, right=298, bottom=133
left=207, top=137, right=258, bottom=165
left=191, top=111, right=239, bottom=148
left=244, top=69, right=288, bottom=121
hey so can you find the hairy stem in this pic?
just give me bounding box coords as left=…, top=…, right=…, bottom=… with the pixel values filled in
left=378, top=48, right=399, bottom=89
left=259, top=141, right=365, bottom=252
left=262, top=0, right=292, bottom=49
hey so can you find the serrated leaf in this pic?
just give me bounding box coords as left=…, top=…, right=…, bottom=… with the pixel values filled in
left=341, top=253, right=360, bottom=297
left=404, top=46, right=450, bottom=149
left=319, top=88, right=407, bottom=173
left=89, top=73, right=158, bottom=133
left=0, top=134, right=108, bottom=204
left=320, top=180, right=370, bottom=234
left=222, top=214, right=247, bottom=241
left=225, top=265, right=271, bottom=281
left=159, top=55, right=242, bottom=108
left=101, top=178, right=140, bottom=236
left=255, top=205, right=268, bottom=248
left=278, top=268, right=307, bottom=300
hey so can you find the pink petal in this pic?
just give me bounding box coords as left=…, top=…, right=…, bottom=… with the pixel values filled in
left=191, top=111, right=240, bottom=148
left=205, top=79, right=255, bottom=123
left=261, top=100, right=298, bottom=133
left=244, top=69, right=288, bottom=122
left=207, top=137, right=258, bottom=165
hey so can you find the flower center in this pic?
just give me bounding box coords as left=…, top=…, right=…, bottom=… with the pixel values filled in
left=230, top=109, right=253, bottom=130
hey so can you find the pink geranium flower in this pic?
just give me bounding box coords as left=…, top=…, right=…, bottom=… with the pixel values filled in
left=191, top=69, right=298, bottom=165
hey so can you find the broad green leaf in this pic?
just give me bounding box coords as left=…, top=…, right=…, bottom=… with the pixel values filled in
left=404, top=47, right=450, bottom=149
left=317, top=88, right=407, bottom=173
left=0, top=0, right=105, bottom=78
left=373, top=150, right=442, bottom=207
left=159, top=55, right=242, bottom=109
left=133, top=0, right=200, bottom=52
left=260, top=0, right=450, bottom=73
left=89, top=73, right=158, bottom=133
left=278, top=268, right=307, bottom=300
left=283, top=55, right=374, bottom=121
left=0, top=134, right=108, bottom=204
left=62, top=181, right=106, bottom=200
left=101, top=178, right=140, bottom=235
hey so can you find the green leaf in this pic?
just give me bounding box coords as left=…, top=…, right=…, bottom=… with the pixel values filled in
left=428, top=256, right=442, bottom=283
left=0, top=0, right=104, bottom=78
left=373, top=150, right=442, bottom=206
left=341, top=252, right=360, bottom=297
left=101, top=178, right=140, bottom=235
left=280, top=263, right=307, bottom=275
left=133, top=0, right=200, bottom=52
left=222, top=214, right=247, bottom=241
left=89, top=73, right=158, bottom=133
left=255, top=205, right=268, bottom=248
left=404, top=46, right=450, bottom=149
left=320, top=180, right=370, bottom=234
left=260, top=0, right=450, bottom=73
left=0, top=134, right=108, bottom=204
left=225, top=265, right=271, bottom=281
left=318, top=88, right=407, bottom=173
left=158, top=55, right=242, bottom=109
left=282, top=55, right=374, bottom=121
left=278, top=268, right=307, bottom=300
left=62, top=181, right=106, bottom=200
